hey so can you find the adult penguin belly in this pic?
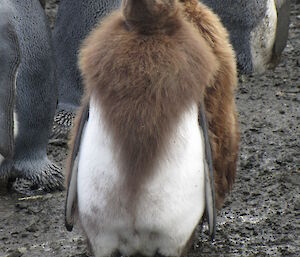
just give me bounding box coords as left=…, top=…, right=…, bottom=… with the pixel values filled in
left=0, top=0, right=63, bottom=191
left=202, top=0, right=290, bottom=74
left=249, top=0, right=278, bottom=72
left=51, top=0, right=121, bottom=140
left=248, top=0, right=291, bottom=72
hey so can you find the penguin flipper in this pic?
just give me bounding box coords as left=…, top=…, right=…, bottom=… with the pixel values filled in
left=0, top=21, right=20, bottom=159
left=198, top=102, right=216, bottom=240
left=272, top=0, right=291, bottom=63
left=65, top=102, right=89, bottom=231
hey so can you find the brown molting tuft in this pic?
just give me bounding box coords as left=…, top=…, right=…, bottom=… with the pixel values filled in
left=78, top=2, right=218, bottom=194
left=123, top=0, right=178, bottom=34
left=180, top=0, right=240, bottom=209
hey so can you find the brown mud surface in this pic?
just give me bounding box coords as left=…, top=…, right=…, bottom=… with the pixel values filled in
left=1, top=1, right=299, bottom=256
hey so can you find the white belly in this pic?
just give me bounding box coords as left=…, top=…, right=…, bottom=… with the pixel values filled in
left=77, top=99, right=206, bottom=257
left=250, top=0, right=277, bottom=73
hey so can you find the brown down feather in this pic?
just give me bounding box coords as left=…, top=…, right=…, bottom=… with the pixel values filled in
left=66, top=0, right=239, bottom=209
left=71, top=0, right=218, bottom=198
left=180, top=0, right=240, bottom=209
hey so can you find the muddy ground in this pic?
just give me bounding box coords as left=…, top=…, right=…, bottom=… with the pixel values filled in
left=1, top=1, right=300, bottom=256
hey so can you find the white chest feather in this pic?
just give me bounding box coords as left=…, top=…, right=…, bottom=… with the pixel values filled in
left=250, top=0, right=277, bottom=73
left=77, top=99, right=206, bottom=257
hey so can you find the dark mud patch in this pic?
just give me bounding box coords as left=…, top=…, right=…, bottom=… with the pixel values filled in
left=1, top=1, right=300, bottom=256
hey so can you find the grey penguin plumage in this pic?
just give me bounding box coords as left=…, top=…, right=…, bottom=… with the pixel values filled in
left=0, top=0, right=63, bottom=191
left=53, top=0, right=121, bottom=112
left=273, top=0, right=291, bottom=63
left=65, top=0, right=219, bottom=256
left=39, top=0, right=45, bottom=9
left=51, top=0, right=122, bottom=140
left=202, top=0, right=291, bottom=74
left=0, top=9, right=19, bottom=163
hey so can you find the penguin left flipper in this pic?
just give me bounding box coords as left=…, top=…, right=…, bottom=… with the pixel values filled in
left=0, top=1, right=64, bottom=193
left=65, top=101, right=89, bottom=231
left=0, top=20, right=19, bottom=161
left=198, top=102, right=216, bottom=240
left=272, top=0, right=291, bottom=65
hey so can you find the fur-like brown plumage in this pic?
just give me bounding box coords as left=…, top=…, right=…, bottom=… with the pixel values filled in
left=75, top=0, right=218, bottom=196
left=65, top=1, right=239, bottom=255
left=180, top=0, right=240, bottom=209
left=67, top=0, right=239, bottom=208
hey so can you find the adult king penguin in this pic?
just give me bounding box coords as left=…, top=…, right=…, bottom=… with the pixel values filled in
left=65, top=0, right=222, bottom=256
left=52, top=0, right=122, bottom=139
left=202, top=0, right=291, bottom=74
left=0, top=0, right=63, bottom=191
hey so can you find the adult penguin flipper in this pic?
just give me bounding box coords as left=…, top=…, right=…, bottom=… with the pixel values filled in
left=65, top=101, right=89, bottom=231
left=39, top=0, right=46, bottom=9
left=199, top=102, right=216, bottom=240
left=0, top=20, right=19, bottom=161
left=272, top=0, right=291, bottom=65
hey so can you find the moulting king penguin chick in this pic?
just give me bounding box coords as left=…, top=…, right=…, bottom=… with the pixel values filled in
left=201, top=0, right=291, bottom=74
left=65, top=0, right=222, bottom=256
left=0, top=0, right=63, bottom=192
left=179, top=0, right=240, bottom=209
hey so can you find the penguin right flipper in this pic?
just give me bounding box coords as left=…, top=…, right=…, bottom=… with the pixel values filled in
left=0, top=19, right=19, bottom=160
left=198, top=102, right=216, bottom=240
left=65, top=101, right=89, bottom=231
